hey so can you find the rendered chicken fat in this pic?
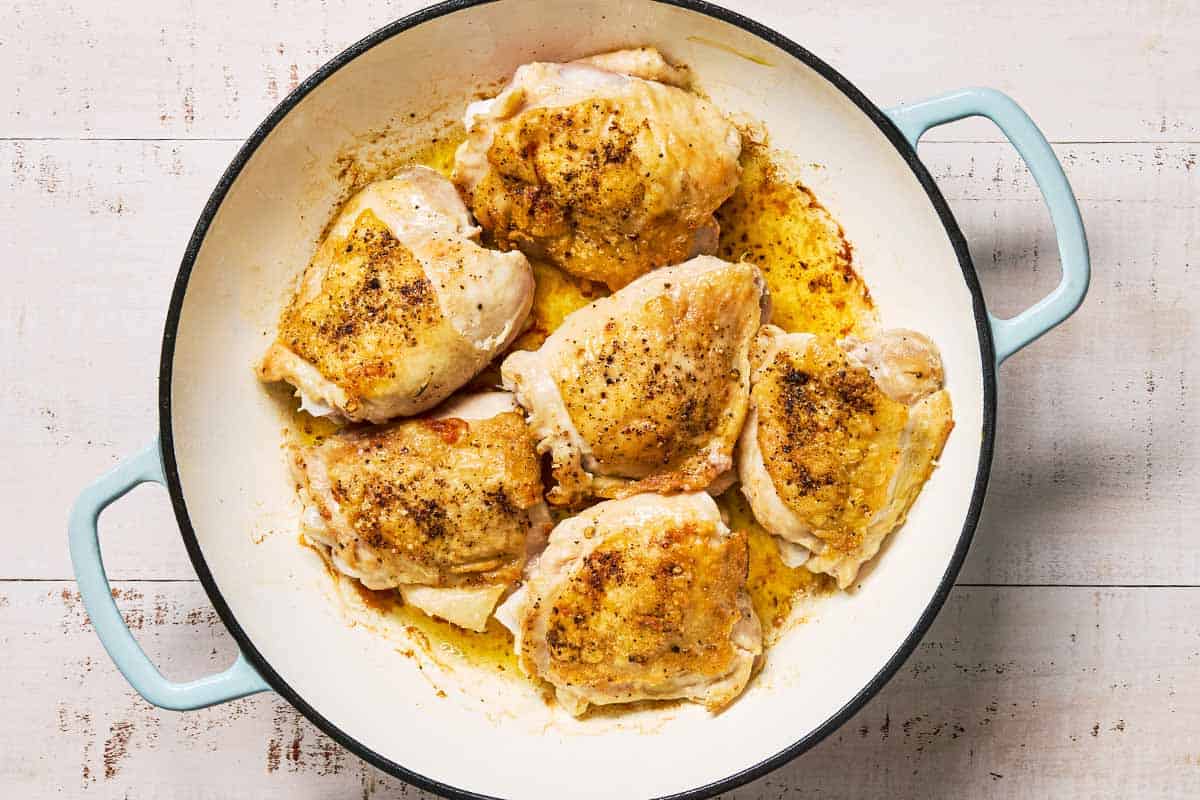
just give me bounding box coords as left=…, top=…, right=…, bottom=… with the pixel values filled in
left=258, top=166, right=534, bottom=423
left=254, top=42, right=961, bottom=719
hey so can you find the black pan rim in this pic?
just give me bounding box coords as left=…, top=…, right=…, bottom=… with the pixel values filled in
left=157, top=1, right=998, bottom=798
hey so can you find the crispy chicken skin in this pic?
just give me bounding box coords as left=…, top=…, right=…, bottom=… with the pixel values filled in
left=259, top=167, right=534, bottom=423
left=496, top=492, right=762, bottom=715
left=453, top=48, right=742, bottom=290
left=292, top=392, right=550, bottom=631
left=737, top=327, right=954, bottom=588
left=501, top=255, right=769, bottom=505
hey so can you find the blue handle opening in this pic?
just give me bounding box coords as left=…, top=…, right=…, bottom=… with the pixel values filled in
left=67, top=441, right=270, bottom=710
left=885, top=88, right=1090, bottom=365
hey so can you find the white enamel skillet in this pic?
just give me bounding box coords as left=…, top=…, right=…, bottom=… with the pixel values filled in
left=69, top=1, right=1089, bottom=797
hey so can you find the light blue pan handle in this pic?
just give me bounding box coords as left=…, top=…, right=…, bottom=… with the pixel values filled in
left=68, top=440, right=271, bottom=710
left=885, top=88, right=1090, bottom=365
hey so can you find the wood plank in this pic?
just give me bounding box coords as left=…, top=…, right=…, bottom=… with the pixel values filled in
left=5, top=138, right=1194, bottom=584
left=1, top=0, right=1197, bottom=142
left=5, top=580, right=1196, bottom=797
left=2, top=139, right=238, bottom=581
left=931, top=142, right=1200, bottom=585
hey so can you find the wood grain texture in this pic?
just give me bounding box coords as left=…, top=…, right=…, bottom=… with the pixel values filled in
left=1, top=139, right=238, bottom=581
left=937, top=142, right=1200, bottom=585
left=6, top=581, right=1197, bottom=797
left=2, top=0, right=1198, bottom=142
left=6, top=0, right=1197, bottom=796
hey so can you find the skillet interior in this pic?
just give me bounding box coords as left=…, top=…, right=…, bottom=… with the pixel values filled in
left=161, top=1, right=994, bottom=797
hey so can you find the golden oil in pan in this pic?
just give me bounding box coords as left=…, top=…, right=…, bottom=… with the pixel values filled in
left=285, top=127, right=862, bottom=659
left=289, top=408, right=342, bottom=447
left=349, top=583, right=521, bottom=675
left=718, top=487, right=834, bottom=639
left=710, top=137, right=863, bottom=632
left=716, top=140, right=873, bottom=337
left=509, top=260, right=607, bottom=352
left=405, top=134, right=462, bottom=179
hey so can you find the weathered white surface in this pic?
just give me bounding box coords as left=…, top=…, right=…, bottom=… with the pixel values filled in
left=5, top=0, right=1197, bottom=796
left=938, top=143, right=1200, bottom=585
left=3, top=0, right=1198, bottom=142
left=5, top=582, right=1197, bottom=798
left=1, top=140, right=238, bottom=581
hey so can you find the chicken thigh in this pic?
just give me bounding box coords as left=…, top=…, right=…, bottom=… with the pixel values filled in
left=738, top=327, right=953, bottom=588
left=259, top=166, right=534, bottom=423
left=501, top=255, right=769, bottom=505
left=291, top=391, right=550, bottom=631
left=496, top=492, right=762, bottom=715
left=453, top=47, right=742, bottom=290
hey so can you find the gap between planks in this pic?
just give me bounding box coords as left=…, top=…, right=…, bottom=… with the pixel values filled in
left=5, top=578, right=1200, bottom=588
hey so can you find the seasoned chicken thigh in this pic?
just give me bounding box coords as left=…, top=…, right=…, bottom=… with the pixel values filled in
left=738, top=327, right=954, bottom=589
left=502, top=255, right=769, bottom=505
left=453, top=48, right=742, bottom=290
left=496, top=492, right=762, bottom=715
left=291, top=391, right=550, bottom=631
left=259, top=167, right=534, bottom=423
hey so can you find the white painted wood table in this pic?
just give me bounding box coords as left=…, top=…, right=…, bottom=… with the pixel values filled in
left=3, top=0, right=1197, bottom=796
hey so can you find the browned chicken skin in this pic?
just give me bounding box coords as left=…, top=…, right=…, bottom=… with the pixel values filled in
left=453, top=48, right=742, bottom=290
left=738, top=327, right=954, bottom=588
left=292, top=392, right=549, bottom=630
left=497, top=492, right=762, bottom=715
left=259, top=167, right=533, bottom=423
left=502, top=255, right=769, bottom=505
